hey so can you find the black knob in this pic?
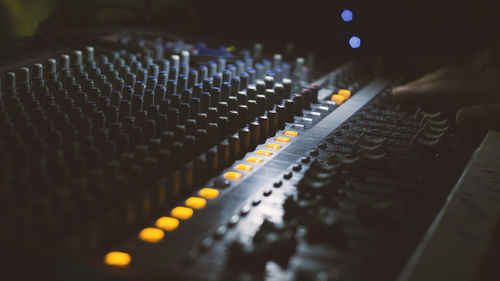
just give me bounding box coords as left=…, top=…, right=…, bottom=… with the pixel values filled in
left=247, top=100, right=257, bottom=123
left=276, top=105, right=286, bottom=130
left=301, top=89, right=312, bottom=110
left=285, top=100, right=295, bottom=123
left=229, top=135, right=240, bottom=161
left=218, top=141, right=231, bottom=168
left=207, top=107, right=218, bottom=123
left=267, top=110, right=278, bottom=136
left=217, top=102, right=229, bottom=117
left=200, top=92, right=210, bottom=113
left=230, top=77, right=240, bottom=96
left=265, top=89, right=275, bottom=110
left=258, top=116, right=269, bottom=143
left=228, top=111, right=239, bottom=135
left=189, top=97, right=200, bottom=118
left=237, top=105, right=248, bottom=129
left=249, top=122, right=260, bottom=149
left=210, top=87, right=221, bottom=107
left=217, top=116, right=229, bottom=141
left=256, top=95, right=266, bottom=116
left=238, top=128, right=250, bottom=156
left=221, top=82, right=230, bottom=102
left=207, top=122, right=219, bottom=147
left=196, top=113, right=207, bottom=130
left=293, top=94, right=303, bottom=116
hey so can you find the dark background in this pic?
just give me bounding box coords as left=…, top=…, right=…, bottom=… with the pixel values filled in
left=1, top=0, right=499, bottom=64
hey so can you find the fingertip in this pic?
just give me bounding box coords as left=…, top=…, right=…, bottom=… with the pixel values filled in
left=391, top=85, right=413, bottom=97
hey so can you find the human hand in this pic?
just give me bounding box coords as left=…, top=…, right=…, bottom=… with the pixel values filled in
left=392, top=64, right=500, bottom=131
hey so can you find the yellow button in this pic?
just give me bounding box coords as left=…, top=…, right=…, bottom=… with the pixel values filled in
left=275, top=137, right=290, bottom=143
left=198, top=188, right=219, bottom=199
left=224, top=171, right=242, bottom=180
left=331, top=94, right=346, bottom=104
left=338, top=89, right=351, bottom=99
left=266, top=143, right=282, bottom=149
left=138, top=227, right=164, bottom=243
left=171, top=206, right=193, bottom=220
left=246, top=157, right=263, bottom=164
left=235, top=164, right=253, bottom=171
left=155, top=217, right=179, bottom=231
left=256, top=150, right=273, bottom=156
left=284, top=131, right=298, bottom=137
left=185, top=197, right=207, bottom=209
left=104, top=251, right=131, bottom=267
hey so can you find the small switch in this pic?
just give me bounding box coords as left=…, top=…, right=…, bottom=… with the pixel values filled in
left=138, top=227, right=164, bottom=243
left=171, top=206, right=194, bottom=220
left=155, top=217, right=179, bottom=231
left=104, top=251, right=131, bottom=267
left=266, top=143, right=282, bottom=149
left=246, top=157, right=263, bottom=164
left=275, top=136, right=290, bottom=142
left=331, top=94, right=345, bottom=104
left=185, top=197, right=207, bottom=209
left=198, top=188, right=219, bottom=199
left=224, top=171, right=242, bottom=180
left=256, top=150, right=272, bottom=156
left=338, top=89, right=351, bottom=99
left=235, top=164, right=253, bottom=171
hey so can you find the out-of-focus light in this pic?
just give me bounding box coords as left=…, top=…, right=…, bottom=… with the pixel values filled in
left=104, top=251, right=131, bottom=267
left=341, top=9, right=353, bottom=22
left=349, top=36, right=361, bottom=49
left=138, top=227, right=164, bottom=243
left=155, top=216, right=179, bottom=231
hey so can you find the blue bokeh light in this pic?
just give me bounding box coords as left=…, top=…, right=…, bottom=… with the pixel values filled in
left=349, top=36, right=361, bottom=48
left=341, top=9, right=353, bottom=22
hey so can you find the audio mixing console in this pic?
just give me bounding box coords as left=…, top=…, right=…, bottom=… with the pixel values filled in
left=0, top=30, right=484, bottom=281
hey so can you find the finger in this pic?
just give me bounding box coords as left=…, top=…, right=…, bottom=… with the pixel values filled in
left=395, top=65, right=474, bottom=89
left=391, top=76, right=469, bottom=104
left=456, top=104, right=500, bottom=131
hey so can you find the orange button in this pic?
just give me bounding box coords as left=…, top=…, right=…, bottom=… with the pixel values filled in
left=138, top=227, right=164, bottom=243
left=331, top=94, right=345, bottom=104
left=246, top=157, right=263, bottom=164
left=155, top=216, right=179, bottom=231
left=185, top=197, right=207, bottom=209
left=171, top=206, right=193, bottom=220
left=338, top=89, right=351, bottom=99
left=104, top=251, right=131, bottom=267
left=256, top=150, right=273, bottom=156
left=266, top=143, right=282, bottom=149
left=198, top=188, right=219, bottom=199
left=235, top=164, right=253, bottom=171
left=224, top=171, right=242, bottom=180
left=284, top=131, right=298, bottom=137
left=275, top=137, right=290, bottom=143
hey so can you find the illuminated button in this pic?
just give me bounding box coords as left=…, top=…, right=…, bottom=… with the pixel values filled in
left=104, top=251, right=131, bottom=267
left=284, top=131, right=298, bottom=137
left=331, top=94, right=345, bottom=104
left=266, top=143, right=282, bottom=149
left=256, top=150, right=272, bottom=156
left=138, top=227, right=164, bottom=243
left=275, top=137, right=290, bottom=142
left=338, top=89, right=351, bottom=99
left=171, top=206, right=193, bottom=220
left=198, top=188, right=219, bottom=199
left=224, top=171, right=242, bottom=180
left=246, top=157, right=263, bottom=164
left=155, top=216, right=179, bottom=231
left=235, top=164, right=253, bottom=171
left=185, top=197, right=207, bottom=209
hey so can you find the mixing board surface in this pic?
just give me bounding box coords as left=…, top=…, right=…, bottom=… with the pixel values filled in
left=0, top=31, right=483, bottom=281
